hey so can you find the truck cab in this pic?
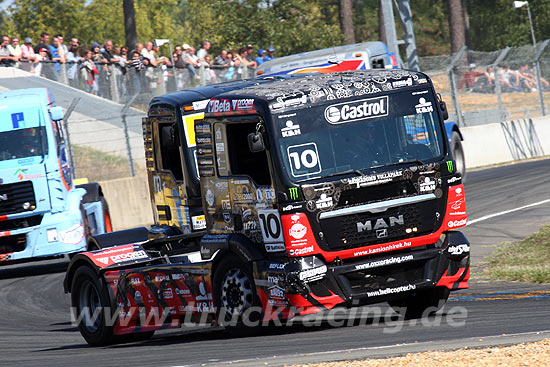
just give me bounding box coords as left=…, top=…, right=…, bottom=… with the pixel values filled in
left=65, top=71, right=470, bottom=346
left=0, top=88, right=111, bottom=263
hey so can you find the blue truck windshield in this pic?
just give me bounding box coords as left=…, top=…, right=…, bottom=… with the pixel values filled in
left=275, top=89, right=445, bottom=182
left=0, top=107, right=48, bottom=161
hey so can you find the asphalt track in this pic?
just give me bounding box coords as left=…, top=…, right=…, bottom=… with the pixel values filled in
left=1, top=158, right=550, bottom=367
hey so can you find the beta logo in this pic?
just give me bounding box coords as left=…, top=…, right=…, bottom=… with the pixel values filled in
left=207, top=99, right=231, bottom=113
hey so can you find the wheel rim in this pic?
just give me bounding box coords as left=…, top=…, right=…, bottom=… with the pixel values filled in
left=221, top=268, right=254, bottom=316
left=78, top=280, right=102, bottom=333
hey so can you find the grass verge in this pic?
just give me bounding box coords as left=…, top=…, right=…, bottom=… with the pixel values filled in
left=487, top=224, right=550, bottom=283
left=71, top=145, right=131, bottom=182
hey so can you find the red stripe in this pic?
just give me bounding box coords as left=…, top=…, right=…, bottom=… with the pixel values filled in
left=0, top=215, right=7, bottom=221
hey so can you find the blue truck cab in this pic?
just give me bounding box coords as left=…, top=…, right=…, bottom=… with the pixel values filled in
left=0, top=88, right=111, bottom=263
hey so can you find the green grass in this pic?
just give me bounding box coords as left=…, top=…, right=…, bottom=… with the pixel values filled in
left=71, top=145, right=132, bottom=182
left=487, top=224, right=550, bottom=283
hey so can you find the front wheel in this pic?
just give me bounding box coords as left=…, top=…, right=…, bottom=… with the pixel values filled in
left=388, top=287, right=450, bottom=319
left=71, top=266, right=115, bottom=346
left=451, top=132, right=466, bottom=182
left=213, top=255, right=261, bottom=328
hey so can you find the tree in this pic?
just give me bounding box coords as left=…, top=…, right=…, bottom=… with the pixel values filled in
left=339, top=0, right=355, bottom=44
left=447, top=0, right=466, bottom=54
left=123, top=0, right=137, bottom=51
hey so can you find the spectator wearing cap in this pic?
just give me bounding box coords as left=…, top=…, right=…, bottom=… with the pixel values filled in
left=34, top=32, right=50, bottom=54
left=245, top=44, right=254, bottom=63
left=459, top=63, right=484, bottom=91
left=183, top=46, right=201, bottom=80
left=34, top=47, right=51, bottom=76
left=197, top=40, right=210, bottom=62
left=21, top=37, right=38, bottom=71
left=265, top=46, right=275, bottom=61
left=0, top=35, right=18, bottom=67
left=255, top=49, right=266, bottom=66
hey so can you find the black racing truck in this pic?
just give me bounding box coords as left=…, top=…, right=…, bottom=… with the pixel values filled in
left=64, top=70, right=470, bottom=346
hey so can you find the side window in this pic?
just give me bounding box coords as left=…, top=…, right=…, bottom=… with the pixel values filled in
left=157, top=122, right=184, bottom=181
left=53, top=120, right=65, bottom=156
left=226, top=122, right=271, bottom=186
left=371, top=58, right=385, bottom=69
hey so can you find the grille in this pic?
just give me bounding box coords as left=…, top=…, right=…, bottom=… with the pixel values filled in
left=0, top=233, right=26, bottom=254
left=337, top=180, right=416, bottom=208
left=0, top=214, right=42, bottom=231
left=0, top=181, right=36, bottom=215
left=320, top=199, right=436, bottom=250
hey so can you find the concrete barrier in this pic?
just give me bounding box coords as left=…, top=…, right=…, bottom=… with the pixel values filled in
left=461, top=116, right=549, bottom=169
left=98, top=175, right=153, bottom=230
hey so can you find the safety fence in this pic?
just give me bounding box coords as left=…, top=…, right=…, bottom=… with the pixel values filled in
left=418, top=40, right=550, bottom=126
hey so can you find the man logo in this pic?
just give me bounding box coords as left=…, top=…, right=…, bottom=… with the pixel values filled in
left=0, top=194, right=7, bottom=201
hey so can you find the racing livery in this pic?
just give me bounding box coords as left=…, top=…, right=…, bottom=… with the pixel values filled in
left=64, top=70, right=469, bottom=346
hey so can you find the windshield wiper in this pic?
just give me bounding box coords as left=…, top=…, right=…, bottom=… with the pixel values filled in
left=371, top=159, right=425, bottom=170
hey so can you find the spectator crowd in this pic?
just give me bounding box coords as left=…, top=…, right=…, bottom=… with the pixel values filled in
left=459, top=62, right=549, bottom=93
left=0, top=32, right=277, bottom=100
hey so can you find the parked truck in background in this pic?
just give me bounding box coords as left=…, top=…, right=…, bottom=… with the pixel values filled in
left=0, top=88, right=112, bottom=263
left=64, top=70, right=470, bottom=346
left=256, top=42, right=466, bottom=180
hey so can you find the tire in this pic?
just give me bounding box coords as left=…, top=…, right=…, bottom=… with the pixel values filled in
left=451, top=131, right=466, bottom=183
left=71, top=266, right=115, bottom=346
left=100, top=196, right=113, bottom=233
left=213, top=254, right=261, bottom=328
left=388, top=287, right=450, bottom=319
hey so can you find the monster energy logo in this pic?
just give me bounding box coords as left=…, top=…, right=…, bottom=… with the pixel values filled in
left=289, top=187, right=298, bottom=200
left=447, top=161, right=454, bottom=173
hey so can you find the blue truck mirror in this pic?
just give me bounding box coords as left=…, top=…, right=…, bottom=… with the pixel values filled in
left=49, top=106, right=64, bottom=121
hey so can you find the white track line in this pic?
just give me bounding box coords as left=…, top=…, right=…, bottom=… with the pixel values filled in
left=467, top=199, right=550, bottom=226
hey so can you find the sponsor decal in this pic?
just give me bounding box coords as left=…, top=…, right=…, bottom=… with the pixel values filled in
left=215, top=142, right=225, bottom=152
left=265, top=243, right=286, bottom=252
left=447, top=176, right=460, bottom=184
left=447, top=161, right=454, bottom=173
left=205, top=189, right=215, bottom=207
left=281, top=120, right=301, bottom=137
left=207, top=99, right=256, bottom=114
left=91, top=245, right=150, bottom=267
left=192, top=215, right=206, bottom=230
left=357, top=215, right=404, bottom=233
left=287, top=142, right=321, bottom=177
left=324, top=96, right=388, bottom=124
left=315, top=193, right=333, bottom=210
left=192, top=99, right=210, bottom=110
left=299, top=265, right=327, bottom=282
left=415, top=97, right=433, bottom=114
left=13, top=168, right=41, bottom=181
left=221, top=199, right=231, bottom=210
left=231, top=99, right=255, bottom=111
left=354, top=254, right=414, bottom=270
left=271, top=94, right=307, bottom=110
left=200, top=246, right=211, bottom=257
left=288, top=245, right=314, bottom=256
left=419, top=176, right=436, bottom=193
left=282, top=203, right=303, bottom=212
left=391, top=78, right=413, bottom=88
left=447, top=218, right=467, bottom=228
left=289, top=187, right=299, bottom=200
left=448, top=244, right=470, bottom=256
left=449, top=198, right=465, bottom=215
left=353, top=240, right=413, bottom=257
left=59, top=224, right=84, bottom=245
left=0, top=253, right=12, bottom=261
left=11, top=112, right=24, bottom=128
left=269, top=263, right=286, bottom=270
left=268, top=285, right=285, bottom=300
left=376, top=228, right=388, bottom=239
left=163, top=288, right=174, bottom=299
left=412, top=90, right=429, bottom=95
left=289, top=221, right=307, bottom=241
left=207, top=99, right=231, bottom=113
left=258, top=209, right=284, bottom=243
left=267, top=275, right=282, bottom=284
left=344, top=170, right=403, bottom=188
left=134, top=291, right=143, bottom=303
left=366, top=284, right=416, bottom=297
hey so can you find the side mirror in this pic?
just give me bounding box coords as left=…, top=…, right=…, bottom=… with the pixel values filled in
left=248, top=132, right=265, bottom=152
left=49, top=106, right=64, bottom=121
left=439, top=100, right=449, bottom=121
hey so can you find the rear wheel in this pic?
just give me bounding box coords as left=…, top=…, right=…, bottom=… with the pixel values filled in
left=213, top=255, right=261, bottom=328
left=71, top=266, right=114, bottom=346
left=389, top=287, right=450, bottom=319
left=451, top=131, right=466, bottom=182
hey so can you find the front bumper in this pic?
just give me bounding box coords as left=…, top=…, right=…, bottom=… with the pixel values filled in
left=257, top=231, right=470, bottom=316
left=0, top=209, right=86, bottom=263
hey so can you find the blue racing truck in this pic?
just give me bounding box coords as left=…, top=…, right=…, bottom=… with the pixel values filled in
left=0, top=88, right=112, bottom=263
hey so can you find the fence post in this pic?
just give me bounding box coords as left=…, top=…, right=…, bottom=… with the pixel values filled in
left=198, top=64, right=206, bottom=86
left=534, top=39, right=549, bottom=116
left=108, top=64, right=120, bottom=103
left=121, top=94, right=139, bottom=177
left=63, top=97, right=81, bottom=178
left=490, top=47, right=511, bottom=122
left=446, top=46, right=466, bottom=126
left=59, top=63, right=69, bottom=85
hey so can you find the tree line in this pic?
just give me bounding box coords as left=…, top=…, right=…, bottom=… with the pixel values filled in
left=0, top=0, right=549, bottom=59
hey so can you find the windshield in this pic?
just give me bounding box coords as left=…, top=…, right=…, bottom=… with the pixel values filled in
left=0, top=107, right=48, bottom=161
left=275, top=89, right=445, bottom=182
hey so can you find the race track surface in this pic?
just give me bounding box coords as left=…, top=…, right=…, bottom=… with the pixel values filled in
left=2, top=158, right=550, bottom=367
